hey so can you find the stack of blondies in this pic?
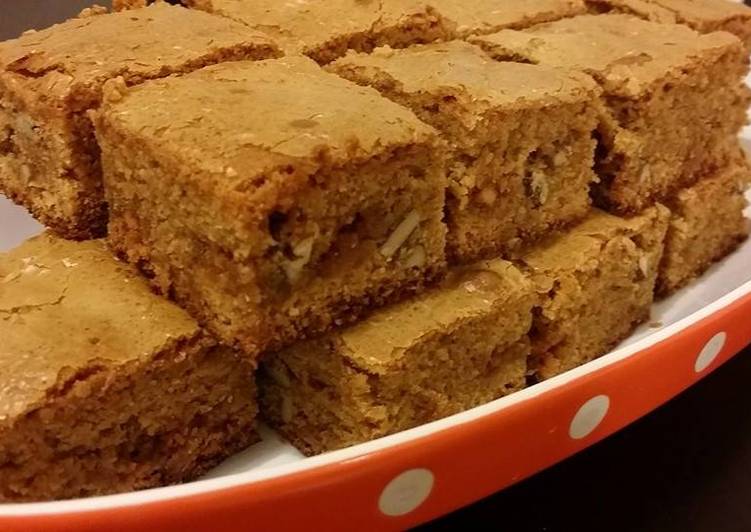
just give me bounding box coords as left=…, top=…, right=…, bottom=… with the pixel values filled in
left=1, top=0, right=749, bottom=500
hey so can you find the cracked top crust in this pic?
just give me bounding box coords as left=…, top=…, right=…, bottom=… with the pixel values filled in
left=330, top=41, right=599, bottom=115
left=196, top=0, right=584, bottom=57
left=588, top=0, right=751, bottom=30
left=0, top=3, right=278, bottom=109
left=197, top=0, right=435, bottom=55
left=516, top=205, right=670, bottom=272
left=426, top=0, right=585, bottom=35
left=470, top=14, right=743, bottom=98
left=93, top=56, right=438, bottom=187
left=0, top=233, right=201, bottom=423
left=339, top=260, right=532, bottom=372
left=586, top=0, right=677, bottom=22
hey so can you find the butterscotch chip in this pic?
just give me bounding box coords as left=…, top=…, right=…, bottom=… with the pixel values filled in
left=260, top=260, right=534, bottom=455
left=0, top=234, right=257, bottom=502
left=329, top=41, right=600, bottom=262
left=93, top=56, right=448, bottom=355
left=514, top=206, right=670, bottom=380
left=0, top=3, right=278, bottom=239
left=472, top=14, right=750, bottom=214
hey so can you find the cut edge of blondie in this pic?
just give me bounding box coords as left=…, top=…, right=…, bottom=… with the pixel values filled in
left=0, top=337, right=258, bottom=502
left=517, top=205, right=671, bottom=380
left=657, top=162, right=751, bottom=296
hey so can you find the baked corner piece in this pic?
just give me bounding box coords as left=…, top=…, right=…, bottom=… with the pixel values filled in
left=0, top=4, right=278, bottom=240
left=260, top=260, right=533, bottom=455
left=93, top=56, right=447, bottom=356
left=471, top=14, right=750, bottom=214
left=0, top=234, right=257, bottom=502
left=586, top=0, right=751, bottom=49
left=516, top=206, right=670, bottom=380
left=329, top=41, right=600, bottom=263
left=160, top=0, right=585, bottom=64
left=658, top=162, right=750, bottom=296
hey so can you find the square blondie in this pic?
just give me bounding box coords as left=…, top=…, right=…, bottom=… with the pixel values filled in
left=94, top=56, right=447, bottom=356
left=143, top=0, right=585, bottom=64
left=472, top=14, right=750, bottom=214
left=0, top=234, right=257, bottom=502
left=260, top=260, right=533, bottom=455
left=329, top=41, right=600, bottom=263
left=586, top=0, right=751, bottom=49
left=658, top=162, right=750, bottom=295
left=0, top=3, right=278, bottom=239
left=515, top=206, right=670, bottom=380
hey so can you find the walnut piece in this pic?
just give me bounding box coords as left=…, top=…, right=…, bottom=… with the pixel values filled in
left=638, top=255, right=650, bottom=278
left=379, top=210, right=421, bottom=259
left=281, top=233, right=317, bottom=284
left=403, top=245, right=426, bottom=268
left=527, top=171, right=549, bottom=206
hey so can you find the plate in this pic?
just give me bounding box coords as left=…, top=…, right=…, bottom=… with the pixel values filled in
left=1, top=176, right=750, bottom=532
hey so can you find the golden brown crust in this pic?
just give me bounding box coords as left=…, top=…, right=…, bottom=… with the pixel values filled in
left=586, top=0, right=751, bottom=48
left=0, top=3, right=278, bottom=117
left=0, top=3, right=280, bottom=239
left=0, top=234, right=257, bottom=501
left=329, top=41, right=600, bottom=262
left=515, top=206, right=671, bottom=380
left=94, top=57, right=448, bottom=355
left=185, top=0, right=584, bottom=64
left=657, top=162, right=751, bottom=296
left=330, top=41, right=598, bottom=110
left=95, top=56, right=437, bottom=191
left=0, top=234, right=201, bottom=419
left=471, top=14, right=741, bottom=99
left=585, top=0, right=677, bottom=22
left=260, top=260, right=534, bottom=454
left=472, top=15, right=750, bottom=214
left=338, top=259, right=533, bottom=370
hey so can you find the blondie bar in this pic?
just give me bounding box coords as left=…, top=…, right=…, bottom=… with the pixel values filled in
left=329, top=41, right=599, bottom=263
left=139, top=0, right=585, bottom=64
left=472, top=15, right=750, bottom=213
left=0, top=234, right=257, bottom=502
left=586, top=0, right=751, bottom=49
left=658, top=162, right=750, bottom=295
left=260, top=260, right=533, bottom=455
left=93, top=56, right=447, bottom=356
left=515, top=206, right=670, bottom=380
left=0, top=3, right=278, bottom=239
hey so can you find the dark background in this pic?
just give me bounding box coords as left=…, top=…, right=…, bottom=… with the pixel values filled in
left=2, top=2, right=751, bottom=530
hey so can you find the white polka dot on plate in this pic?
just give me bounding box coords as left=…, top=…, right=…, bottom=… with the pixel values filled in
left=378, top=468, right=434, bottom=517
left=569, top=395, right=610, bottom=440
left=694, top=332, right=726, bottom=373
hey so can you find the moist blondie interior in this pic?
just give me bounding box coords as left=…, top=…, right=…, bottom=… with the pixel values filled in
left=514, top=206, right=670, bottom=380
left=329, top=41, right=599, bottom=263
left=260, top=260, right=533, bottom=455
left=0, top=3, right=278, bottom=239
left=93, top=56, right=447, bottom=356
left=0, top=234, right=257, bottom=502
left=658, top=161, right=751, bottom=296
left=471, top=14, right=751, bottom=214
